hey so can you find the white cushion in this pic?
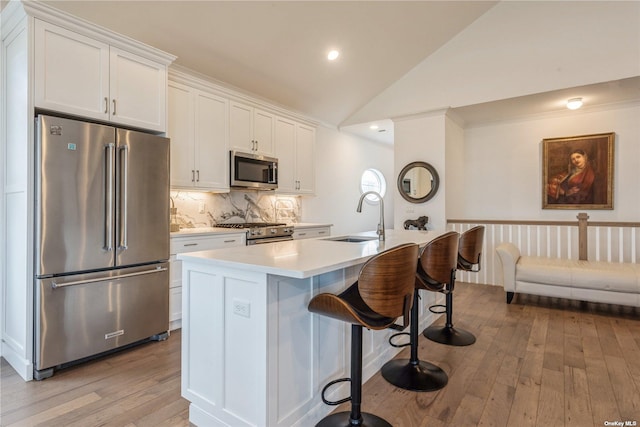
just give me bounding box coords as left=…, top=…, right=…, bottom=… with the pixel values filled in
left=516, top=256, right=639, bottom=293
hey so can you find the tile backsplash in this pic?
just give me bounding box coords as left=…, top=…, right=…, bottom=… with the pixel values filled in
left=170, top=190, right=301, bottom=229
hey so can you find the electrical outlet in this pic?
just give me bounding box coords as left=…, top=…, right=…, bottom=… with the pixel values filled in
left=198, top=201, right=205, bottom=214
left=233, top=299, right=251, bottom=318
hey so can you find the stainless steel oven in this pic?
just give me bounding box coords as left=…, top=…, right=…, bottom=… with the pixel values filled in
left=230, top=151, right=278, bottom=190
left=215, top=222, right=293, bottom=245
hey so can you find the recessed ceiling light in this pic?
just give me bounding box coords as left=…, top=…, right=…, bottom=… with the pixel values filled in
left=567, top=97, right=583, bottom=110
left=327, top=50, right=339, bottom=61
left=369, top=124, right=379, bottom=130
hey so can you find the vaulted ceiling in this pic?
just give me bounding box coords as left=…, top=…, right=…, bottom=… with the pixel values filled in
left=39, top=0, right=497, bottom=127
left=22, top=1, right=640, bottom=144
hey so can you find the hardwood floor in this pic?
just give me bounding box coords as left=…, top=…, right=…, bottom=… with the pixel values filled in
left=1, top=282, right=639, bottom=426
left=0, top=331, right=189, bottom=427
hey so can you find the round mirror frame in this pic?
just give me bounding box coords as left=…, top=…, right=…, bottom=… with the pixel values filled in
left=397, top=161, right=440, bottom=203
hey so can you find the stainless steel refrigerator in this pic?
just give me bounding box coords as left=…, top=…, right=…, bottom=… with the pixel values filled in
left=34, top=114, right=170, bottom=380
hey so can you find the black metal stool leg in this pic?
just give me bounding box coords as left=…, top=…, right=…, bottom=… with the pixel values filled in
left=380, top=291, right=448, bottom=392
left=423, top=274, right=476, bottom=346
left=317, top=325, right=392, bottom=427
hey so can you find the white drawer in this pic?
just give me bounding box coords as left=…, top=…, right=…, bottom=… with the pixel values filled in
left=170, top=233, right=246, bottom=254
left=293, top=227, right=331, bottom=240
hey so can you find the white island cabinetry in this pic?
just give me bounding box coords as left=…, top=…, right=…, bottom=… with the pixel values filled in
left=34, top=19, right=169, bottom=132
left=178, top=230, right=445, bottom=426
left=169, top=231, right=245, bottom=330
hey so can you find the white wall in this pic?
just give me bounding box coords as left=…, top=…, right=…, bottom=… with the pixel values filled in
left=301, top=125, right=394, bottom=236
left=393, top=112, right=447, bottom=231
left=457, top=102, right=640, bottom=221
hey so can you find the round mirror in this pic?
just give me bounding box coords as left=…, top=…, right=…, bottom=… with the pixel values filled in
left=397, top=161, right=439, bottom=203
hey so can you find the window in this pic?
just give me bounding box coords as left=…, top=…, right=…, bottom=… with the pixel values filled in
left=360, top=168, right=386, bottom=202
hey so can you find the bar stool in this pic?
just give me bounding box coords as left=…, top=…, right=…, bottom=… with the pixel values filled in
left=381, top=231, right=459, bottom=392
left=423, top=226, right=484, bottom=346
left=308, top=243, right=419, bottom=427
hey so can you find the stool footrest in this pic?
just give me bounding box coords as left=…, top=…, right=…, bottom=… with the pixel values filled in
left=321, top=377, right=351, bottom=406
left=388, top=332, right=411, bottom=348
left=428, top=304, right=446, bottom=314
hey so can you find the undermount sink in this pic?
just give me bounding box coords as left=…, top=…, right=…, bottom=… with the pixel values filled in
left=322, top=236, right=378, bottom=243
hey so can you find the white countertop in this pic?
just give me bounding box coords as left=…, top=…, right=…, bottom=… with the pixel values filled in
left=170, top=223, right=332, bottom=238
left=178, top=229, right=447, bottom=279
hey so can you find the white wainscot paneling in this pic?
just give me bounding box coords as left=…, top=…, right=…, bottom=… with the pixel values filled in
left=449, top=222, right=640, bottom=287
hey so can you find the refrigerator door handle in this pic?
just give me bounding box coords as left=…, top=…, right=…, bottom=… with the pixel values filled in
left=105, top=143, right=115, bottom=251
left=51, top=266, right=168, bottom=289
left=119, top=145, right=129, bottom=250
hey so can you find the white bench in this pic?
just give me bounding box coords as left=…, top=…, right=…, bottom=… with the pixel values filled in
left=495, top=242, right=640, bottom=307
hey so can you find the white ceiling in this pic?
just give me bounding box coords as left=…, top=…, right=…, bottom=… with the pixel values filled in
left=7, top=1, right=639, bottom=145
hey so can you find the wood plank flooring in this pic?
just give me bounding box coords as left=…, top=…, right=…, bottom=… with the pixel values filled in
left=1, top=282, right=639, bottom=426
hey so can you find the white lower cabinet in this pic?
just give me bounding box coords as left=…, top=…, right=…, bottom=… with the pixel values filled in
left=169, top=233, right=246, bottom=329
left=292, top=226, right=331, bottom=240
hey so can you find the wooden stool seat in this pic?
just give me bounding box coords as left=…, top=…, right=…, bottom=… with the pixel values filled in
left=309, top=243, right=419, bottom=427
left=423, top=226, right=484, bottom=346
left=381, top=231, right=459, bottom=392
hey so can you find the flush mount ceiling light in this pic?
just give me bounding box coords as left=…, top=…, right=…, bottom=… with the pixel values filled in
left=327, top=50, right=340, bottom=61
left=566, top=97, right=583, bottom=110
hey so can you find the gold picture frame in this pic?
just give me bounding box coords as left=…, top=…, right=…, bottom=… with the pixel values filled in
left=542, top=132, right=614, bottom=210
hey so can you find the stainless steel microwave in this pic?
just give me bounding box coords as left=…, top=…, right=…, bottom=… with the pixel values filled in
left=230, top=151, right=278, bottom=190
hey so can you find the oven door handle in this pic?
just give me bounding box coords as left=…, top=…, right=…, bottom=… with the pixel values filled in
left=249, top=236, right=293, bottom=245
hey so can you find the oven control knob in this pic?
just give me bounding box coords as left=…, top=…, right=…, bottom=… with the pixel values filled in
left=270, top=228, right=277, bottom=234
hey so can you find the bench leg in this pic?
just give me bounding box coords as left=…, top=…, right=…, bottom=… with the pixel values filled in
left=506, top=292, right=514, bottom=304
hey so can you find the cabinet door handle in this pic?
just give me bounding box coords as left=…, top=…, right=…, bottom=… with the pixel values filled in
left=255, top=140, right=259, bottom=151
left=196, top=170, right=200, bottom=182
left=104, top=97, right=109, bottom=114
left=112, top=99, right=117, bottom=115
left=223, top=239, right=236, bottom=243
left=318, top=231, right=326, bottom=234
left=191, top=170, right=195, bottom=182
left=298, top=233, right=306, bottom=236
left=183, top=243, right=198, bottom=247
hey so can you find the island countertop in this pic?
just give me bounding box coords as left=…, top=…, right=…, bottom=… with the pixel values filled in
left=177, top=229, right=446, bottom=279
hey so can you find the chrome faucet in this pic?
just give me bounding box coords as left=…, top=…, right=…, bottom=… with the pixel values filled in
left=357, top=191, right=385, bottom=241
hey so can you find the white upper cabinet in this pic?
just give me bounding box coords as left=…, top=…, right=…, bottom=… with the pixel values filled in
left=168, top=81, right=229, bottom=191
left=34, top=20, right=110, bottom=120
left=274, top=116, right=296, bottom=193
left=295, top=124, right=316, bottom=194
left=109, top=47, right=167, bottom=131
left=229, top=101, right=274, bottom=155
left=275, top=117, right=316, bottom=195
left=34, top=19, right=168, bottom=132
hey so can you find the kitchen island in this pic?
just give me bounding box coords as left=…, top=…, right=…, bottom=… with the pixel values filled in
left=178, top=229, right=447, bottom=427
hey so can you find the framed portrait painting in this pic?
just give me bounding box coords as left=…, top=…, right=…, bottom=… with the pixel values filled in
left=542, top=132, right=614, bottom=210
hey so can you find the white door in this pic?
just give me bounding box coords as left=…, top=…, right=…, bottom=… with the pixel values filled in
left=168, top=83, right=195, bottom=188
left=295, top=124, right=316, bottom=194
left=229, top=101, right=254, bottom=153
left=34, top=19, right=110, bottom=121
left=253, top=108, right=275, bottom=155
left=109, top=47, right=167, bottom=132
left=194, top=92, right=229, bottom=190
left=275, top=117, right=296, bottom=193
